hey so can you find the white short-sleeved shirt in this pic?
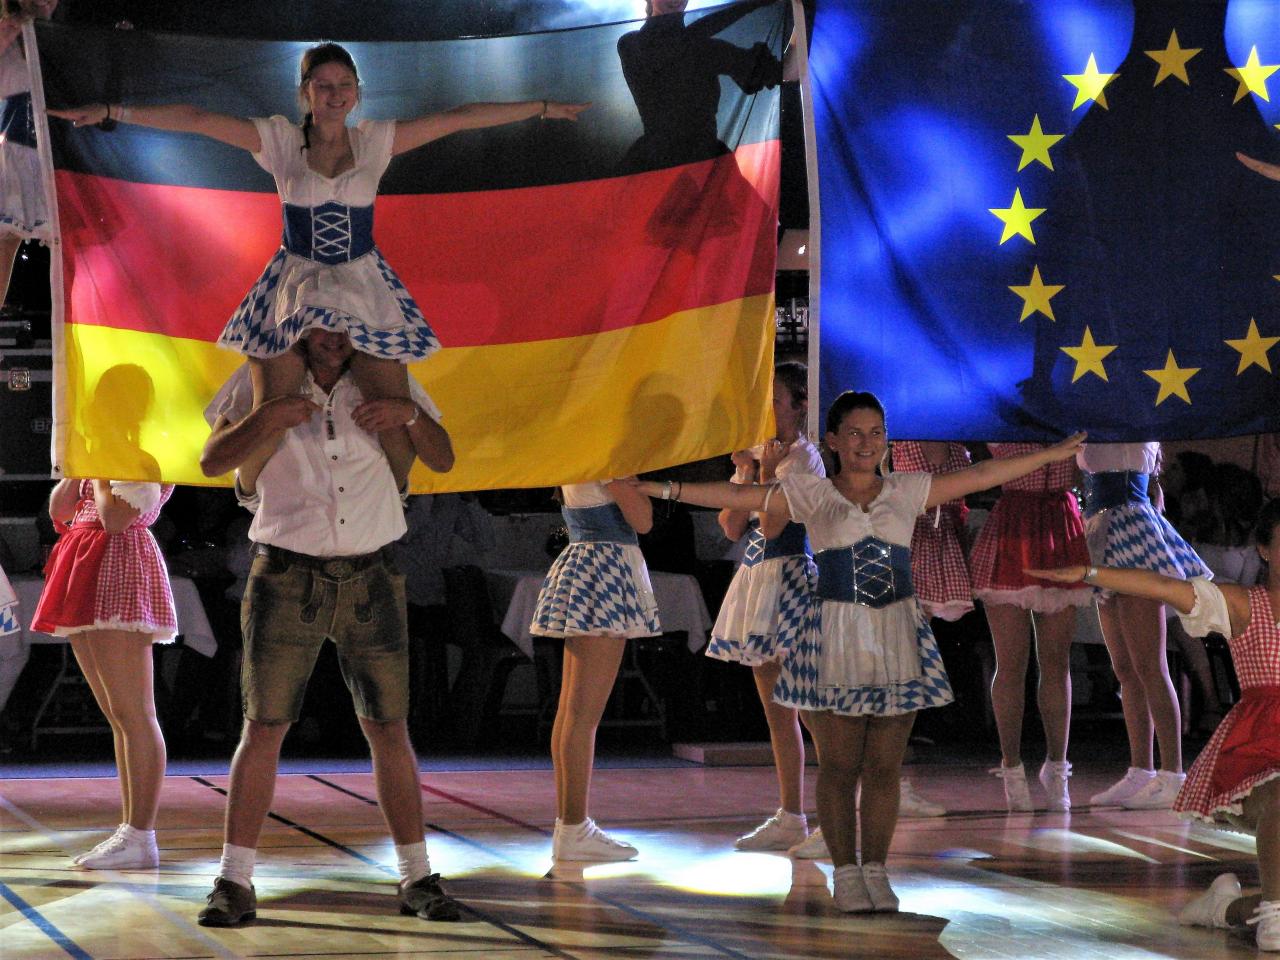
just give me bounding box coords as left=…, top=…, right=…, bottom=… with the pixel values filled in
left=562, top=482, right=615, bottom=509
left=1077, top=442, right=1160, bottom=474
left=209, top=367, right=441, bottom=557
left=1178, top=578, right=1232, bottom=638
left=779, top=472, right=932, bottom=552
left=251, top=115, right=396, bottom=208
left=110, top=481, right=162, bottom=514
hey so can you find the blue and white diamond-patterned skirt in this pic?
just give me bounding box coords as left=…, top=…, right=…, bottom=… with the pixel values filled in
left=1084, top=502, right=1211, bottom=583
left=774, top=597, right=954, bottom=717
left=707, top=555, right=816, bottom=666
left=218, top=247, right=441, bottom=361
left=530, top=542, right=661, bottom=639
left=0, top=566, right=17, bottom=637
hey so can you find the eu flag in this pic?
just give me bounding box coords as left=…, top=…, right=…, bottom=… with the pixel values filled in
left=812, top=0, right=1280, bottom=440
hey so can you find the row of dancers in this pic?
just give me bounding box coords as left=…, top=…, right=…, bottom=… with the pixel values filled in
left=0, top=6, right=1275, bottom=939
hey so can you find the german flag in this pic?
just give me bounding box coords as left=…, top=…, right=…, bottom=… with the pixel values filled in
left=37, top=2, right=787, bottom=490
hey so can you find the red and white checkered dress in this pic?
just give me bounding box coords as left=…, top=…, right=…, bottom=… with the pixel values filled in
left=1176, top=582, right=1280, bottom=822
left=32, top=481, right=177, bottom=641
left=891, top=442, right=974, bottom=622
left=970, top=443, right=1092, bottom=613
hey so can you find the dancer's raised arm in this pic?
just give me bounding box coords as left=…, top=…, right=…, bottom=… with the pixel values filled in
left=391, top=100, right=589, bottom=156
left=926, top=433, right=1085, bottom=508
left=48, top=102, right=261, bottom=152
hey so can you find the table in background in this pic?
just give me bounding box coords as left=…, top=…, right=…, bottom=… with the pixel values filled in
left=3, top=574, right=216, bottom=746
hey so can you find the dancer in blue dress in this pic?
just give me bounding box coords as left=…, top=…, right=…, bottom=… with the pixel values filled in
left=52, top=43, right=587, bottom=432
left=632, top=392, right=1083, bottom=912
left=532, top=479, right=660, bottom=861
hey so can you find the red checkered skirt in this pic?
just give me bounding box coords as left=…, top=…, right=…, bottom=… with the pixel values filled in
left=970, top=490, right=1092, bottom=613
left=1175, top=687, right=1280, bottom=822
left=911, top=505, right=973, bottom=622
left=33, top=518, right=177, bottom=641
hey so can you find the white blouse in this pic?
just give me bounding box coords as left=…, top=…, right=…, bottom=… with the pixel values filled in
left=252, top=115, right=395, bottom=208
left=1077, top=442, right=1160, bottom=475
left=562, top=482, right=615, bottom=509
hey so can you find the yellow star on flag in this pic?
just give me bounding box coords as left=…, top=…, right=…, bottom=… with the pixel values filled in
left=1145, top=30, right=1200, bottom=86
left=1225, top=318, right=1280, bottom=373
left=1060, top=326, right=1116, bottom=382
left=989, top=188, right=1046, bottom=245
left=1008, top=115, right=1064, bottom=171
left=1009, top=265, right=1064, bottom=321
left=1144, top=350, right=1199, bottom=404
left=1225, top=45, right=1280, bottom=103
left=1064, top=53, right=1118, bottom=109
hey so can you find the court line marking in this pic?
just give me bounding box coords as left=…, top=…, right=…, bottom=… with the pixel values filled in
left=193, top=775, right=583, bottom=960
left=0, top=791, right=242, bottom=960
left=314, top=774, right=761, bottom=960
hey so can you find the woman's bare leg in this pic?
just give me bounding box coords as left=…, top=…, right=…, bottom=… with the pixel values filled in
left=1098, top=599, right=1155, bottom=770
left=806, top=712, right=866, bottom=868
left=70, top=636, right=130, bottom=823
left=1033, top=607, right=1076, bottom=762
left=858, top=714, right=916, bottom=864
left=1114, top=595, right=1181, bottom=772
left=551, top=636, right=626, bottom=823
left=753, top=661, right=806, bottom=813
left=986, top=604, right=1032, bottom=767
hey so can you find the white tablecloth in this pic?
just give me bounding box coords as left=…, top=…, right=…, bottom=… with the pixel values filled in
left=486, top=568, right=712, bottom=658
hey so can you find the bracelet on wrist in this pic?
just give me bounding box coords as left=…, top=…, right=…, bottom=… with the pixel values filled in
left=97, top=103, right=118, bottom=132
left=1082, top=565, right=1099, bottom=584
left=660, top=480, right=672, bottom=500
left=539, top=99, right=548, bottom=120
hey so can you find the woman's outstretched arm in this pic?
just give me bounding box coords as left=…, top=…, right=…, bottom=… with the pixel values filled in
left=630, top=478, right=791, bottom=521
left=925, top=433, right=1085, bottom=509
left=1027, top=564, right=1251, bottom=636
left=48, top=103, right=261, bottom=152
left=391, top=100, right=589, bottom=156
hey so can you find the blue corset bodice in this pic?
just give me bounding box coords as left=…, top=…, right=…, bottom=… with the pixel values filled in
left=0, top=92, right=34, bottom=149
left=1082, top=470, right=1149, bottom=518
left=562, top=503, right=638, bottom=546
left=814, top=536, right=914, bottom=608
left=742, top=519, right=811, bottom=568
left=282, top=201, right=375, bottom=265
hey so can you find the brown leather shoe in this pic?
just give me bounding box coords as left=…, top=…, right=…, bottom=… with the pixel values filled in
left=398, top=873, right=461, bottom=922
left=197, top=877, right=257, bottom=926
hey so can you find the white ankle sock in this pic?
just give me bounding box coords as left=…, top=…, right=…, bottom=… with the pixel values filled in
left=119, top=824, right=155, bottom=845
left=395, top=840, right=431, bottom=885
left=556, top=818, right=588, bottom=834
left=778, top=809, right=807, bottom=825
left=218, top=843, right=257, bottom=888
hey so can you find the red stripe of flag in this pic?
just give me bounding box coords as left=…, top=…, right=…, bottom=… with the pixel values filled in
left=59, top=140, right=779, bottom=348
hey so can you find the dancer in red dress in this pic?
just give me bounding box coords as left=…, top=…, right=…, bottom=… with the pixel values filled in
left=32, top=479, right=176, bottom=869
left=1031, top=498, right=1280, bottom=952
left=969, top=443, right=1092, bottom=812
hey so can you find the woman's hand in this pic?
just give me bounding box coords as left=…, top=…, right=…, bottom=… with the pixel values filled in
left=352, top=397, right=418, bottom=434
left=1044, top=431, right=1087, bottom=462
left=1024, top=566, right=1089, bottom=583
left=759, top=439, right=790, bottom=477
left=1238, top=151, right=1280, bottom=181
left=543, top=101, right=591, bottom=121
left=49, top=104, right=112, bottom=128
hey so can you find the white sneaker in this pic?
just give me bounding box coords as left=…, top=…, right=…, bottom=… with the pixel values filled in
left=734, top=809, right=808, bottom=851
left=1178, top=873, right=1241, bottom=928
left=788, top=827, right=830, bottom=859
left=552, top=818, right=638, bottom=862
left=990, top=764, right=1033, bottom=812
left=1090, top=767, right=1156, bottom=806
left=76, top=832, right=159, bottom=870
left=73, top=824, right=126, bottom=866
left=861, top=862, right=899, bottom=912
left=1038, top=760, right=1072, bottom=813
left=899, top=779, right=946, bottom=818
left=1249, top=899, right=1280, bottom=951
left=1120, top=770, right=1186, bottom=810
left=832, top=863, right=873, bottom=913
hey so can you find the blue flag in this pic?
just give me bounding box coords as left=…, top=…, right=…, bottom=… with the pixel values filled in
left=811, top=0, right=1280, bottom=440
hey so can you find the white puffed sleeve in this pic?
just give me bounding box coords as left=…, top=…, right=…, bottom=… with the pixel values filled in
left=1176, top=578, right=1232, bottom=638
left=779, top=473, right=828, bottom=524
left=250, top=115, right=300, bottom=176
left=108, top=481, right=162, bottom=513
left=355, top=119, right=396, bottom=180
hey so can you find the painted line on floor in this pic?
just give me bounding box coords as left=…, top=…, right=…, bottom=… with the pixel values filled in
left=319, top=775, right=760, bottom=960
left=193, top=775, right=582, bottom=960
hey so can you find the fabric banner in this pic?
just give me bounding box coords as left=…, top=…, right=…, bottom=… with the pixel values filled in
left=811, top=0, right=1280, bottom=441
left=39, top=0, right=786, bottom=489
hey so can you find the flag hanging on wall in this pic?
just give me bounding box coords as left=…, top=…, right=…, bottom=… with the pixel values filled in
left=38, top=0, right=786, bottom=489
left=810, top=0, right=1280, bottom=441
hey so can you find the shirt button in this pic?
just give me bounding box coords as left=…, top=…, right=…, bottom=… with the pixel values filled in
left=331, top=455, right=338, bottom=461
left=339, top=486, right=345, bottom=493
left=339, top=518, right=345, bottom=524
